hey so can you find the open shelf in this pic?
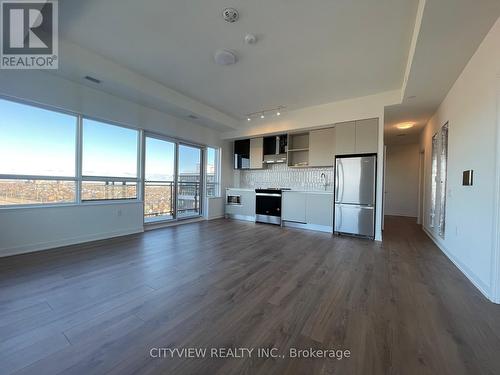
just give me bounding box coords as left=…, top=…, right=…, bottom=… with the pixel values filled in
left=287, top=132, right=310, bottom=167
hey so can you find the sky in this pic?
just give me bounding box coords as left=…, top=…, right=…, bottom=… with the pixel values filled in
left=0, top=98, right=212, bottom=180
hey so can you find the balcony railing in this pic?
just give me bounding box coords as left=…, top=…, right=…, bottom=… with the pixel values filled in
left=145, top=180, right=208, bottom=219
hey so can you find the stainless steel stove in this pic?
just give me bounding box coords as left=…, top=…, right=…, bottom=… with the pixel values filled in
left=255, top=188, right=290, bottom=225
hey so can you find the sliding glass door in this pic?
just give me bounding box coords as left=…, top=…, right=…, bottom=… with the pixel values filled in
left=177, top=144, right=202, bottom=218
left=144, top=137, right=203, bottom=222
left=144, top=136, right=176, bottom=222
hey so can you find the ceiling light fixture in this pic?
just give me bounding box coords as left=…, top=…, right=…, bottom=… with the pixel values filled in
left=396, top=122, right=415, bottom=130
left=246, top=106, right=286, bottom=121
left=214, top=49, right=237, bottom=65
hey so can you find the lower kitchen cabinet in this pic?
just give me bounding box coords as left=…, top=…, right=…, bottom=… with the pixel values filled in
left=282, top=191, right=333, bottom=233
left=225, top=189, right=256, bottom=221
left=306, top=193, right=334, bottom=227
left=282, top=192, right=307, bottom=223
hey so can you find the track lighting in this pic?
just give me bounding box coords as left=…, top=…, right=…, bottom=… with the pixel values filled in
left=245, top=106, right=285, bottom=121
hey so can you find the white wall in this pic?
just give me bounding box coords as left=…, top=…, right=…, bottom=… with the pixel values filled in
left=0, top=70, right=225, bottom=257
left=385, top=143, right=420, bottom=217
left=419, top=18, right=500, bottom=301
left=0, top=202, right=143, bottom=257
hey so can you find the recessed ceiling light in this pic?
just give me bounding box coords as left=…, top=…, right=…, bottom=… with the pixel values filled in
left=247, top=117, right=251, bottom=121
left=396, top=122, right=415, bottom=130
left=276, top=111, right=281, bottom=116
left=260, top=114, right=265, bottom=119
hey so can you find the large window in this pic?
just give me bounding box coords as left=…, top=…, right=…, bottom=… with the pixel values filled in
left=0, top=99, right=77, bottom=205
left=0, top=96, right=217, bottom=211
left=206, top=147, right=220, bottom=197
left=81, top=118, right=139, bottom=201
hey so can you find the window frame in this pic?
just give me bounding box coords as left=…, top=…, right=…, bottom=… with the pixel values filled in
left=80, top=116, right=141, bottom=203
left=0, top=95, right=217, bottom=211
left=0, top=96, right=79, bottom=208
left=205, top=146, right=221, bottom=198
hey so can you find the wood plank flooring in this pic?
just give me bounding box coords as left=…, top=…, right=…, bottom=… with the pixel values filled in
left=1, top=216, right=500, bottom=374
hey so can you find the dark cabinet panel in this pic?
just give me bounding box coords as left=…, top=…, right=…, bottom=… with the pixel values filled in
left=234, top=139, right=250, bottom=169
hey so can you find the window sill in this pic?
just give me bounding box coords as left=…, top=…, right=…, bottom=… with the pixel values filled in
left=0, top=200, right=142, bottom=211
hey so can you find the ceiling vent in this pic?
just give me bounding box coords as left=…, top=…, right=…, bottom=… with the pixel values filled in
left=222, top=8, right=239, bottom=23
left=84, top=75, right=101, bottom=84
left=214, top=49, right=237, bottom=65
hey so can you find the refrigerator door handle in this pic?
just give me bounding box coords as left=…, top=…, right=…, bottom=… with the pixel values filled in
left=337, top=160, right=345, bottom=203
left=335, top=160, right=339, bottom=201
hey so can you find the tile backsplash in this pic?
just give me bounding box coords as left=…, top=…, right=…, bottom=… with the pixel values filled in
left=239, top=163, right=334, bottom=191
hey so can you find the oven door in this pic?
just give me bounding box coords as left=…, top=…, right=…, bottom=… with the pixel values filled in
left=256, top=193, right=281, bottom=219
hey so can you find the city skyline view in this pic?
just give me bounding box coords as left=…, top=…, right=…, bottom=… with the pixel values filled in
left=0, top=98, right=218, bottom=215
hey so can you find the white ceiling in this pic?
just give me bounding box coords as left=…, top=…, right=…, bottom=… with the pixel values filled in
left=59, top=0, right=418, bottom=120
left=385, top=0, right=500, bottom=145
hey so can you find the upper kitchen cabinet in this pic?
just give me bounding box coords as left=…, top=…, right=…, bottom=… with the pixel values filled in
left=335, top=119, right=378, bottom=155
left=335, top=121, right=356, bottom=155
left=234, top=139, right=250, bottom=169
left=249, top=137, right=264, bottom=169
left=233, top=137, right=264, bottom=169
left=287, top=132, right=309, bottom=167
left=309, top=127, right=336, bottom=167
left=355, top=118, right=378, bottom=154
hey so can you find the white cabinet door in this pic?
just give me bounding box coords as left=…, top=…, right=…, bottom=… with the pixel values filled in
left=355, top=118, right=378, bottom=154
left=306, top=193, right=334, bottom=227
left=225, top=190, right=256, bottom=217
left=282, top=192, right=307, bottom=223
left=335, top=121, right=356, bottom=155
left=250, top=138, right=264, bottom=169
left=309, top=127, right=336, bottom=167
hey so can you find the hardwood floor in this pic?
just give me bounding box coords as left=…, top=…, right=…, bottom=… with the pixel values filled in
left=1, top=216, right=500, bottom=374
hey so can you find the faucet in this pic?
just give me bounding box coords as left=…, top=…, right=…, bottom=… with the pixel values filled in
left=320, top=173, right=328, bottom=191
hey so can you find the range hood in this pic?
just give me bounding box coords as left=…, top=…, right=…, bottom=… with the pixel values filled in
left=263, top=153, right=287, bottom=164
left=263, top=134, right=287, bottom=164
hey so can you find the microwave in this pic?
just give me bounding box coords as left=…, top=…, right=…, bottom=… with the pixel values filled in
left=227, top=194, right=241, bottom=205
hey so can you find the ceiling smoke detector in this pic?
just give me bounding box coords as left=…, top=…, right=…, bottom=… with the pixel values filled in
left=222, top=8, right=239, bottom=23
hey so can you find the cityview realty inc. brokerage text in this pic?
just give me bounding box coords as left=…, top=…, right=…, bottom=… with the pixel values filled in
left=150, top=347, right=351, bottom=360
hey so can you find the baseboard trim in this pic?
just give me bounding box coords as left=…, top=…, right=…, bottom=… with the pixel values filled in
left=422, top=226, right=493, bottom=302
left=144, top=217, right=205, bottom=231
left=0, top=227, right=144, bottom=258
left=207, top=215, right=225, bottom=221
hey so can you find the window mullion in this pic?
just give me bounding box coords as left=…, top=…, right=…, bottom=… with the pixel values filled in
left=76, top=114, right=83, bottom=204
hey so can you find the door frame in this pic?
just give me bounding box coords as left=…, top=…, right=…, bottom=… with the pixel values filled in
left=143, top=132, right=205, bottom=225
left=417, top=149, right=425, bottom=225
left=491, top=77, right=500, bottom=303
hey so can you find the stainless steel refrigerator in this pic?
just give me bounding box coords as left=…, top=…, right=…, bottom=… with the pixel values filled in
left=334, top=155, right=376, bottom=239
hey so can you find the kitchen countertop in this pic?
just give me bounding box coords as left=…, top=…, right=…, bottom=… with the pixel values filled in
left=226, top=188, right=333, bottom=194
left=282, top=190, right=333, bottom=194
